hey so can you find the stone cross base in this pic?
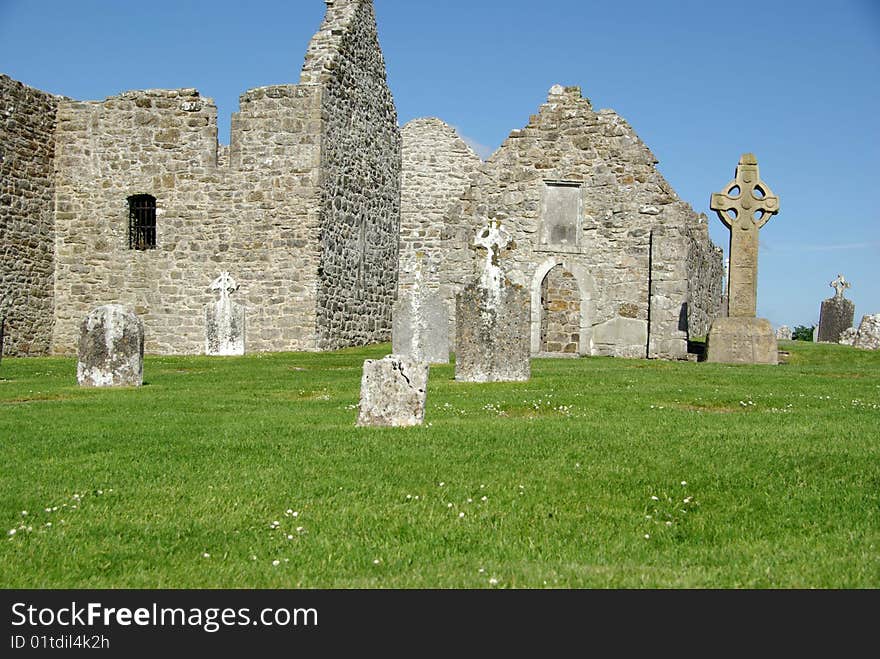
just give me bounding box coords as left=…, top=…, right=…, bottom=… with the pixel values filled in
left=817, top=297, right=855, bottom=343
left=357, top=355, right=429, bottom=427
left=205, top=300, right=246, bottom=356
left=77, top=305, right=145, bottom=387
left=705, top=317, right=778, bottom=365
left=392, top=291, right=450, bottom=364
left=455, top=282, right=531, bottom=382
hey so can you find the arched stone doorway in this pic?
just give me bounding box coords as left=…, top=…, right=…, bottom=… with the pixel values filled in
left=540, top=266, right=581, bottom=354
left=530, top=258, right=596, bottom=356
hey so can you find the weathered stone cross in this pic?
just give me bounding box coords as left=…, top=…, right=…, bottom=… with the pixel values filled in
left=830, top=273, right=851, bottom=300
left=710, top=154, right=779, bottom=318
left=210, top=272, right=239, bottom=300
left=474, top=220, right=513, bottom=298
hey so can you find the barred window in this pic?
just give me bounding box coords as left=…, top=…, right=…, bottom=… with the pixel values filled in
left=128, top=194, right=157, bottom=250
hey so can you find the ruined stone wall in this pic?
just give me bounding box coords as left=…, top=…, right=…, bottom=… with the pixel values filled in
left=306, top=0, right=401, bottom=350
left=51, top=86, right=323, bottom=355
left=399, top=118, right=481, bottom=345
left=685, top=215, right=724, bottom=338
left=0, top=75, right=58, bottom=355
left=443, top=85, right=710, bottom=358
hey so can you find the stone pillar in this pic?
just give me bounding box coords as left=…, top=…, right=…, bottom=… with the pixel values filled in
left=357, top=355, right=429, bottom=427
left=454, top=221, right=530, bottom=382
left=77, top=305, right=144, bottom=387
left=205, top=272, right=245, bottom=356
left=705, top=154, right=779, bottom=365
left=817, top=275, right=855, bottom=343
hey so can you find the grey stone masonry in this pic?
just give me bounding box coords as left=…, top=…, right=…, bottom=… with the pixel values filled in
left=853, top=314, right=880, bottom=351
left=357, top=355, right=429, bottom=427
left=455, top=222, right=531, bottom=382
left=776, top=325, right=792, bottom=340
left=77, top=305, right=144, bottom=387
left=407, top=85, right=722, bottom=360
left=205, top=272, right=245, bottom=356
left=0, top=75, right=59, bottom=356
left=839, top=327, right=857, bottom=346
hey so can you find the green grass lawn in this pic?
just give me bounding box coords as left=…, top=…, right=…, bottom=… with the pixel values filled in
left=1, top=342, right=878, bottom=588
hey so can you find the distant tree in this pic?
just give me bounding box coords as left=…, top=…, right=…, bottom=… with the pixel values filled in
left=792, top=325, right=815, bottom=342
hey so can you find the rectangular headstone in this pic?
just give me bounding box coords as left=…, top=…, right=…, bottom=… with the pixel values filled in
left=817, top=297, right=855, bottom=343
left=77, top=305, right=145, bottom=387
left=392, top=290, right=449, bottom=364
left=357, top=355, right=429, bottom=427
left=205, top=299, right=246, bottom=356
left=705, top=317, right=778, bottom=365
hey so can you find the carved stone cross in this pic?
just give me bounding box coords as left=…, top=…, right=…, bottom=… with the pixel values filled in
left=474, top=220, right=513, bottom=298
left=710, top=154, right=779, bottom=318
left=830, top=274, right=851, bottom=300
left=210, top=272, right=239, bottom=300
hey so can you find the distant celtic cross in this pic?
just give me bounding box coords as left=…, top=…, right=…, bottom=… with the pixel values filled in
left=710, top=154, right=779, bottom=318
left=210, top=272, right=238, bottom=300
left=830, top=274, right=851, bottom=300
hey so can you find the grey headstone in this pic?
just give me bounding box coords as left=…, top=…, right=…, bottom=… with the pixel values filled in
left=455, top=282, right=531, bottom=382
left=817, top=297, right=855, bottom=343
left=853, top=314, right=880, bottom=351
left=77, top=305, right=144, bottom=387
left=593, top=316, right=649, bottom=359
left=838, top=327, right=858, bottom=346
left=392, top=290, right=449, bottom=364
left=357, top=355, right=429, bottom=427
left=205, top=272, right=245, bottom=356
left=775, top=325, right=792, bottom=341
left=705, top=317, right=778, bottom=365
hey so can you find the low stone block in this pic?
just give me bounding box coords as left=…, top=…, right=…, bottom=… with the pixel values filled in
left=77, top=305, right=145, bottom=387
left=455, top=282, right=530, bottom=383
left=357, top=355, right=429, bottom=427
left=705, top=317, right=778, bottom=365
left=853, top=314, right=880, bottom=351
left=392, top=290, right=449, bottom=364
left=594, top=316, right=649, bottom=359
left=839, top=327, right=857, bottom=346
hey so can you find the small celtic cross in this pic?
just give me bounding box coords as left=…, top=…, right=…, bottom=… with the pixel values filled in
left=830, top=274, right=851, bottom=300
left=210, top=272, right=239, bottom=300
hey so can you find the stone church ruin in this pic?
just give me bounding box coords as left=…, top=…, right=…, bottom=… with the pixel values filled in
left=1, top=0, right=723, bottom=360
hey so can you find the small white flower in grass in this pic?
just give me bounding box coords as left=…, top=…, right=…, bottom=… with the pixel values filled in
left=645, top=515, right=652, bottom=519
left=406, top=495, right=412, bottom=500
left=489, top=578, right=499, bottom=586
left=481, top=496, right=488, bottom=502
left=8, top=529, right=16, bottom=536
left=292, top=511, right=299, bottom=518
left=447, top=503, right=453, bottom=509
left=439, top=482, right=445, bottom=487
left=683, top=497, right=693, bottom=504
left=287, top=535, right=294, bottom=541
left=651, top=496, right=659, bottom=501
left=21, top=511, right=27, bottom=516
left=467, top=498, right=473, bottom=504
left=478, top=568, right=485, bottom=574
left=272, top=560, right=280, bottom=567
left=286, top=509, right=294, bottom=516
left=296, top=527, right=304, bottom=533
left=373, top=559, right=381, bottom=565
left=480, top=485, right=485, bottom=489
left=681, top=481, right=688, bottom=486
left=414, top=496, right=420, bottom=501
left=45, top=522, right=52, bottom=527
left=250, top=555, right=257, bottom=561
left=459, top=512, right=465, bottom=519
left=666, top=521, right=673, bottom=526
left=44, top=508, right=51, bottom=513
left=97, top=490, right=103, bottom=495
left=202, top=552, right=210, bottom=558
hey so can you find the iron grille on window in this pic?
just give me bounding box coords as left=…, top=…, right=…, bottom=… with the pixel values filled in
left=128, top=195, right=157, bottom=250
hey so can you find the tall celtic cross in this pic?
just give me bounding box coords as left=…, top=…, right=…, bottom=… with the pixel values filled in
left=474, top=220, right=513, bottom=299
left=710, top=154, right=779, bottom=318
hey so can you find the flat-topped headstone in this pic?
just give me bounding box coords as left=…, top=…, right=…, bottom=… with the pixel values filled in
left=77, top=305, right=144, bottom=387
left=357, top=355, right=429, bottom=427
left=392, top=256, right=449, bottom=364
left=817, top=274, right=855, bottom=343
left=455, top=220, right=531, bottom=382
left=853, top=314, right=880, bottom=351
left=705, top=154, right=779, bottom=365
left=205, top=272, right=245, bottom=356
left=776, top=325, right=792, bottom=341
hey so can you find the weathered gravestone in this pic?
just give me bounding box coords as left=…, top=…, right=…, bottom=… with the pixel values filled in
left=705, top=154, right=779, bottom=365
left=853, top=314, right=880, bottom=351
left=205, top=272, right=245, bottom=356
left=77, top=305, right=144, bottom=387
left=455, top=220, right=530, bottom=382
left=776, top=325, right=792, bottom=341
left=839, top=327, right=858, bottom=346
left=817, top=274, right=855, bottom=343
left=392, top=257, right=449, bottom=364
left=357, top=355, right=429, bottom=427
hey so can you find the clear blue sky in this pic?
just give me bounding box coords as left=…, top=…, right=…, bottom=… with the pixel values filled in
left=1, top=0, right=878, bottom=330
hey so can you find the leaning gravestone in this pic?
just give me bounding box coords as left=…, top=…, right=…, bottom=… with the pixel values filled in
left=817, top=274, right=855, bottom=343
left=392, top=257, right=449, bottom=364
left=357, top=355, right=429, bottom=427
left=455, top=220, right=530, bottom=382
left=776, top=325, right=792, bottom=341
left=205, top=272, right=245, bottom=356
left=853, top=314, right=880, bottom=351
left=77, top=305, right=144, bottom=387
left=705, top=154, right=779, bottom=365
